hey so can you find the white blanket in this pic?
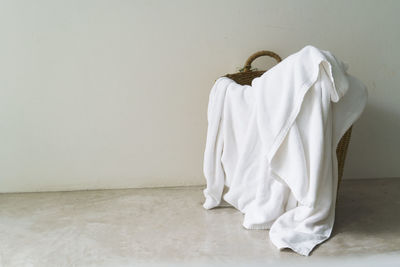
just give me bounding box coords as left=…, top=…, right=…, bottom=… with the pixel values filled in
left=203, top=46, right=367, bottom=256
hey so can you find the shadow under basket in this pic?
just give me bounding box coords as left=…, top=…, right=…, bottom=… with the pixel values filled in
left=224, top=50, right=352, bottom=188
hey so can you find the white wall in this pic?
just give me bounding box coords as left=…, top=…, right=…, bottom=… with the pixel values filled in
left=0, top=0, right=399, bottom=192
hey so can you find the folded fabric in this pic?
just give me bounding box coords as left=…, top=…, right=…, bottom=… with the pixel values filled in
left=203, top=45, right=367, bottom=256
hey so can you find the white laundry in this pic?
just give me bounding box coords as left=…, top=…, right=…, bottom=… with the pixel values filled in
left=203, top=46, right=367, bottom=256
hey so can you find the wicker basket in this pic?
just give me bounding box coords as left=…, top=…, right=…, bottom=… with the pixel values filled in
left=224, top=50, right=352, bottom=186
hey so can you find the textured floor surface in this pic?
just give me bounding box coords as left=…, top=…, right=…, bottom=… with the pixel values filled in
left=0, top=178, right=400, bottom=266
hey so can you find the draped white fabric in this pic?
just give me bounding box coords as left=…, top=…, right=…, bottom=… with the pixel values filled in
left=203, top=46, right=367, bottom=256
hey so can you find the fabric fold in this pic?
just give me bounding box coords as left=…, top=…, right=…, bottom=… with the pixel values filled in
left=203, top=45, right=367, bottom=256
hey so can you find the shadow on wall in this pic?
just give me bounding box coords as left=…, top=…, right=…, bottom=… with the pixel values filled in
left=344, top=103, right=400, bottom=179
left=328, top=103, right=400, bottom=254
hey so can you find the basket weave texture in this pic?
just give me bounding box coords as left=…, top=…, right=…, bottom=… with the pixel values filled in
left=224, top=51, right=352, bottom=185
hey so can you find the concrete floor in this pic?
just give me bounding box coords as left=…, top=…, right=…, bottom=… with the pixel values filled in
left=0, top=179, right=399, bottom=266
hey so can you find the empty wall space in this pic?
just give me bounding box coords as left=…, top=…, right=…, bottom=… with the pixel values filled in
left=0, top=0, right=399, bottom=192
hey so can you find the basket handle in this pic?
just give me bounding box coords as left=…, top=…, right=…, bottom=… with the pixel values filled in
left=242, top=50, right=282, bottom=72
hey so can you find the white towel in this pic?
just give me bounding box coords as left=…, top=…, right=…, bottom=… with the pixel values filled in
left=203, top=46, right=367, bottom=256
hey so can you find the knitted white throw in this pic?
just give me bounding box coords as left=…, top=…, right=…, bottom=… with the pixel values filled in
left=203, top=46, right=367, bottom=256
